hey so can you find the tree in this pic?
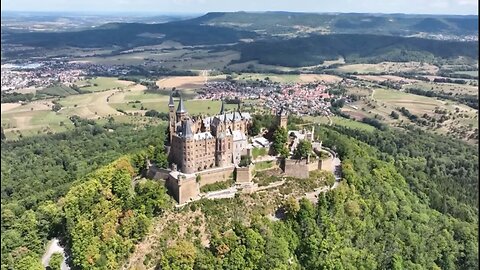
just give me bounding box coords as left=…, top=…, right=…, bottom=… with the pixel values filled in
left=272, top=127, right=288, bottom=156
left=390, top=111, right=400, bottom=119
left=283, top=196, right=300, bottom=219
left=153, top=146, right=168, bottom=169
left=15, top=255, right=44, bottom=270
left=159, top=240, right=197, bottom=270
left=293, top=140, right=312, bottom=160
left=48, top=252, right=63, bottom=270
left=239, top=155, right=252, bottom=167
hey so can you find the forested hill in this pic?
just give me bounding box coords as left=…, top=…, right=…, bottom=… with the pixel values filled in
left=234, top=34, right=479, bottom=66
left=190, top=12, right=478, bottom=36
left=157, top=125, right=478, bottom=269
left=2, top=22, right=257, bottom=48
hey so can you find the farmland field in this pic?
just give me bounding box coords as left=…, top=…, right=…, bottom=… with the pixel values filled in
left=453, top=70, right=478, bottom=77
left=234, top=73, right=342, bottom=83
left=75, top=76, right=133, bottom=92
left=303, top=115, right=376, bottom=132
left=404, top=81, right=479, bottom=96
left=335, top=61, right=439, bottom=74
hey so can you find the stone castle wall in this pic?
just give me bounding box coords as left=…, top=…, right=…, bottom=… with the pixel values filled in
left=319, top=158, right=334, bottom=172
left=197, top=166, right=235, bottom=187
left=282, top=159, right=311, bottom=179
left=235, top=165, right=253, bottom=183
left=178, top=176, right=198, bottom=204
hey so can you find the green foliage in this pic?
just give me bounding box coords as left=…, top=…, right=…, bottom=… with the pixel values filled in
left=236, top=34, right=478, bottom=67
left=239, top=155, right=252, bottom=167
left=48, top=252, right=63, bottom=270
left=63, top=157, right=171, bottom=269
left=200, top=180, right=235, bottom=193
left=145, top=110, right=169, bottom=120
left=253, top=161, right=273, bottom=171
left=159, top=240, right=197, bottom=270
left=251, top=147, right=267, bottom=159
left=272, top=127, right=288, bottom=156
left=1, top=123, right=170, bottom=269
left=248, top=114, right=275, bottom=137
left=390, top=111, right=400, bottom=119
left=293, top=140, right=312, bottom=160
left=189, top=125, right=478, bottom=269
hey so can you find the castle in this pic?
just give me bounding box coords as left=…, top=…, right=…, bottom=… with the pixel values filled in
left=167, top=94, right=251, bottom=174
left=148, top=95, right=334, bottom=204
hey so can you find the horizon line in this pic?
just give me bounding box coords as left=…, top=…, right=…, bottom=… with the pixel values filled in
left=1, top=10, right=478, bottom=16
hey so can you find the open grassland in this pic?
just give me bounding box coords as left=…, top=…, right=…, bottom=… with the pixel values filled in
left=341, top=85, right=478, bottom=143
left=335, top=61, right=439, bottom=74
left=355, top=75, right=418, bottom=83
left=303, top=115, right=376, bottom=132
left=404, top=81, right=479, bottom=96
left=1, top=77, right=240, bottom=139
left=75, top=76, right=133, bottom=92
left=156, top=75, right=226, bottom=90
left=37, top=85, right=77, bottom=97
left=453, top=70, right=478, bottom=77
left=234, top=73, right=342, bottom=83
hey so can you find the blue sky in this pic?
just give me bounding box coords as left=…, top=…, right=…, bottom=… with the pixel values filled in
left=2, top=0, right=478, bottom=15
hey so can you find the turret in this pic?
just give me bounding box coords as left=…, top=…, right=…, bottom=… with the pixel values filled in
left=181, top=120, right=195, bottom=173
left=176, top=95, right=187, bottom=122
left=276, top=106, right=288, bottom=129
left=168, top=92, right=176, bottom=143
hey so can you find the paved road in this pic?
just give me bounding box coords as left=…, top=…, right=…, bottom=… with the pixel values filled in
left=41, top=238, right=70, bottom=270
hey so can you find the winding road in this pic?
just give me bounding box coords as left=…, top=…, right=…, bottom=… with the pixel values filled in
left=41, top=238, right=69, bottom=270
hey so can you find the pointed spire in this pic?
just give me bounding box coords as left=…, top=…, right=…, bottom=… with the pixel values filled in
left=219, top=97, right=225, bottom=115
left=177, top=95, right=186, bottom=113
left=168, top=92, right=174, bottom=107
left=182, top=120, right=193, bottom=138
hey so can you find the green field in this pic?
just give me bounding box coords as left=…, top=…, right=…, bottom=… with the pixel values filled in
left=235, top=73, right=300, bottom=83
left=304, top=115, right=376, bottom=132
left=404, top=81, right=478, bottom=96
left=37, top=85, right=78, bottom=97
left=453, top=70, right=478, bottom=77
left=76, top=77, right=132, bottom=92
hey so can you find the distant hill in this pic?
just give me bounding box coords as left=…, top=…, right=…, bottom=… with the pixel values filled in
left=3, top=21, right=257, bottom=48
left=190, top=12, right=478, bottom=36
left=233, top=34, right=479, bottom=67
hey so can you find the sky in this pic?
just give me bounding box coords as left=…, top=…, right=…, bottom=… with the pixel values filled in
left=1, top=0, right=478, bottom=15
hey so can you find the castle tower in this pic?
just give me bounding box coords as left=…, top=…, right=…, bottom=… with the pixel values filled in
left=181, top=120, right=195, bottom=174
left=277, top=106, right=288, bottom=129
left=176, top=95, right=187, bottom=122
left=168, top=93, right=175, bottom=143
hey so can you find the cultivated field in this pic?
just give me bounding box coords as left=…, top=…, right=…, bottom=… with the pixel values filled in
left=335, top=61, right=439, bottom=74
left=75, top=76, right=133, bottom=92
left=355, top=75, right=418, bottom=83
left=234, top=73, right=342, bottom=83
left=341, top=87, right=478, bottom=142
left=404, top=81, right=479, bottom=96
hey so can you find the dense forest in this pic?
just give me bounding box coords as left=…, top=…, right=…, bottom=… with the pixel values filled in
left=1, top=117, right=478, bottom=269
left=157, top=126, right=478, bottom=269
left=234, top=34, right=478, bottom=66
left=1, top=118, right=169, bottom=268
